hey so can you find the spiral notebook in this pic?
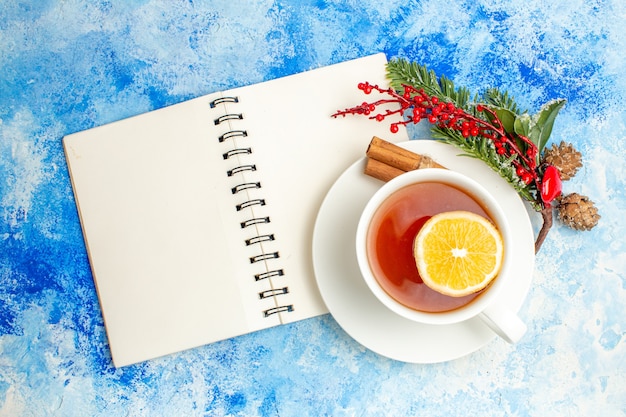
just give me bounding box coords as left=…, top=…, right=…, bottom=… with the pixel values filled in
left=63, top=53, right=408, bottom=367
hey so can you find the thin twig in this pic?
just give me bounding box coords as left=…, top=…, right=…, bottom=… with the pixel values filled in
left=535, top=205, right=553, bottom=253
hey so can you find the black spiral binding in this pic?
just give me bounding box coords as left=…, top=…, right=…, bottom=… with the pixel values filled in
left=209, top=96, right=239, bottom=108
left=223, top=148, right=252, bottom=160
left=210, top=95, right=293, bottom=318
left=264, top=305, right=294, bottom=317
left=236, top=199, right=265, bottom=211
left=245, top=234, right=275, bottom=246
left=227, top=164, right=256, bottom=177
left=214, top=113, right=243, bottom=125
left=231, top=182, right=261, bottom=194
left=219, top=130, right=248, bottom=143
left=240, top=216, right=270, bottom=229
left=259, top=287, right=289, bottom=299
left=254, top=269, right=284, bottom=281
left=249, top=252, right=279, bottom=264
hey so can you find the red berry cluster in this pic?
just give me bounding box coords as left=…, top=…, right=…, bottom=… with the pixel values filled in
left=333, top=82, right=563, bottom=205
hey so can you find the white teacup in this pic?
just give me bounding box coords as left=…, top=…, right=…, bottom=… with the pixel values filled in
left=356, top=168, right=526, bottom=343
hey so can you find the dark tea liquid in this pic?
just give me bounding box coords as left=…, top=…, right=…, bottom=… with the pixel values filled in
left=366, top=182, right=492, bottom=313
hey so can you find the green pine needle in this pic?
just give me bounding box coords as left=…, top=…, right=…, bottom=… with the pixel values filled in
left=482, top=87, right=524, bottom=115
left=386, top=59, right=472, bottom=109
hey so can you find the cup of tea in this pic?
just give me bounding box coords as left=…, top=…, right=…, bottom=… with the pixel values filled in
left=356, top=168, right=527, bottom=343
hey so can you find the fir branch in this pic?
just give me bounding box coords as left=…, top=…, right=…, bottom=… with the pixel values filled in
left=333, top=59, right=569, bottom=252
left=431, top=126, right=537, bottom=204
left=386, top=58, right=472, bottom=109
left=482, top=87, right=524, bottom=114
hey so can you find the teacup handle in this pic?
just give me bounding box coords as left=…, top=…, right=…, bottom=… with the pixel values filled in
left=478, top=303, right=527, bottom=344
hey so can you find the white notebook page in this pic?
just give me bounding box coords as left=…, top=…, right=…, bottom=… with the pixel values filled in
left=64, top=53, right=409, bottom=367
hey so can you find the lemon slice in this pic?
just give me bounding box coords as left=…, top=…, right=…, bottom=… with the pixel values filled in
left=413, top=210, right=504, bottom=297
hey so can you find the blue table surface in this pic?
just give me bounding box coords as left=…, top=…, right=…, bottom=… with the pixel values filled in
left=1, top=1, right=624, bottom=416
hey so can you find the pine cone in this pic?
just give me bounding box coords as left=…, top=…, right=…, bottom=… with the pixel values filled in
left=542, top=141, right=583, bottom=181
left=556, top=193, right=600, bottom=230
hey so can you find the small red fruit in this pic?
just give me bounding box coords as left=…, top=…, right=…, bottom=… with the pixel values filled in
left=540, top=165, right=562, bottom=204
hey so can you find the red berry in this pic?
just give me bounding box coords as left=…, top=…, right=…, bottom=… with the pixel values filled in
left=390, top=124, right=399, bottom=133
left=431, top=96, right=439, bottom=104
left=540, top=165, right=562, bottom=203
left=376, top=114, right=384, bottom=122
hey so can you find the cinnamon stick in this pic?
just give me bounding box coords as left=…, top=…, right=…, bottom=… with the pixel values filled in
left=364, top=136, right=446, bottom=181
left=364, top=157, right=406, bottom=182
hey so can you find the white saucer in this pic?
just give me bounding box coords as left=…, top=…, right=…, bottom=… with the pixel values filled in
left=312, top=140, right=535, bottom=363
